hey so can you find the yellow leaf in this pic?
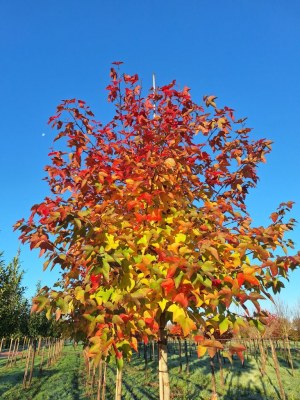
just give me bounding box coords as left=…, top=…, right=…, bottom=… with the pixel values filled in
left=143, top=310, right=152, bottom=319
left=128, top=278, right=135, bottom=291
left=179, top=246, right=191, bottom=255
left=131, top=337, right=138, bottom=352
left=165, top=216, right=174, bottom=224
left=140, top=278, right=150, bottom=286
left=164, top=158, right=176, bottom=169
left=242, top=266, right=256, bottom=275
left=217, top=117, right=226, bottom=128
left=105, top=233, right=120, bottom=251
left=74, top=286, right=85, bottom=302
left=168, top=242, right=181, bottom=253
left=175, top=233, right=186, bottom=243
left=195, top=294, right=204, bottom=307
left=168, top=304, right=186, bottom=322
left=219, top=318, right=230, bottom=335
left=158, top=298, right=168, bottom=312
left=197, top=345, right=207, bottom=357
left=177, top=316, right=197, bottom=336
left=231, top=253, right=241, bottom=267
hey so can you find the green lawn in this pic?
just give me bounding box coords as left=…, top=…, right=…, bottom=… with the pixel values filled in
left=0, top=342, right=299, bottom=399
left=0, top=345, right=87, bottom=400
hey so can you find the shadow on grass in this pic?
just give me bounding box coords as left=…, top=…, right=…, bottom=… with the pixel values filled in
left=0, top=367, right=59, bottom=400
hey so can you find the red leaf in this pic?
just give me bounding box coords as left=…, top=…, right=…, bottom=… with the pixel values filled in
left=124, top=74, right=139, bottom=84
left=161, top=278, right=175, bottom=295
left=127, top=200, right=139, bottom=210
left=166, top=264, right=178, bottom=279
left=138, top=192, right=153, bottom=205
left=173, top=292, right=188, bottom=308
left=194, top=335, right=204, bottom=343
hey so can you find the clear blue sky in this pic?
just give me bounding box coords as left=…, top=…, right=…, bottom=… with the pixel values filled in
left=1, top=0, right=299, bottom=310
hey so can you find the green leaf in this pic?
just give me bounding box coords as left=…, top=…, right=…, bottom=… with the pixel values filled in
left=174, top=270, right=184, bottom=288
left=112, top=315, right=124, bottom=325
left=56, top=297, right=69, bottom=314
left=74, top=218, right=82, bottom=229
left=201, top=261, right=215, bottom=273
left=219, top=317, right=229, bottom=335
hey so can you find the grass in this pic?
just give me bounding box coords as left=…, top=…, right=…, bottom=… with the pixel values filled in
left=0, top=341, right=299, bottom=399
left=0, top=345, right=87, bottom=400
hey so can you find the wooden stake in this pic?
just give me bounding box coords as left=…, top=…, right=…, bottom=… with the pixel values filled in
left=115, top=367, right=123, bottom=400
left=101, top=359, right=107, bottom=400
left=28, top=340, right=37, bottom=387
left=269, top=339, right=286, bottom=400
left=6, top=338, right=13, bottom=367
left=97, top=360, right=103, bottom=400
left=23, top=342, right=32, bottom=388
left=284, top=335, right=294, bottom=375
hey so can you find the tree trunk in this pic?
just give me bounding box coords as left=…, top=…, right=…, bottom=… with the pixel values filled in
left=152, top=340, right=155, bottom=361
left=144, top=342, right=148, bottom=370
left=97, top=360, right=103, bottom=400
left=115, top=367, right=123, bottom=400
left=102, top=359, right=107, bottom=400
left=0, top=338, right=4, bottom=353
left=258, top=338, right=266, bottom=376
left=284, top=335, right=294, bottom=375
left=178, top=338, right=182, bottom=373
left=269, top=339, right=286, bottom=400
left=217, top=350, right=224, bottom=387
left=210, top=356, right=218, bottom=400
left=158, top=313, right=170, bottom=400
left=39, top=345, right=46, bottom=373
left=184, top=339, right=189, bottom=374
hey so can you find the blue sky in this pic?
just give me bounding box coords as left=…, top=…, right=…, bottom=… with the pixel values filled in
left=0, top=0, right=299, bottom=310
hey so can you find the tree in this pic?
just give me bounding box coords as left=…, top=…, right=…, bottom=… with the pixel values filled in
left=15, top=64, right=300, bottom=399
left=0, top=250, right=29, bottom=337
left=28, top=281, right=60, bottom=338
left=292, top=300, right=300, bottom=340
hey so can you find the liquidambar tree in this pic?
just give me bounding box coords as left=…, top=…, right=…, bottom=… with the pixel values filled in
left=15, top=63, right=300, bottom=400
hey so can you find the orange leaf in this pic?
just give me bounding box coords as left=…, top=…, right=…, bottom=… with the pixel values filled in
left=173, top=293, right=188, bottom=308
left=161, top=278, right=175, bottom=295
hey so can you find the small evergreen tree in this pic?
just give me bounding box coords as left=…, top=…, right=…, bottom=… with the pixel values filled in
left=0, top=250, right=28, bottom=337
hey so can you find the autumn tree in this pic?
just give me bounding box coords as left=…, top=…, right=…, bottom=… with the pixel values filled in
left=15, top=64, right=300, bottom=400
left=291, top=300, right=300, bottom=340
left=28, top=281, right=61, bottom=338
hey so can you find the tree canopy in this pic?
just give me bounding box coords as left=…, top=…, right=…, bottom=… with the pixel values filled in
left=15, top=64, right=300, bottom=366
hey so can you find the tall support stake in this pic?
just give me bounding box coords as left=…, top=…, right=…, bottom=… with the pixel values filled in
left=152, top=73, right=157, bottom=118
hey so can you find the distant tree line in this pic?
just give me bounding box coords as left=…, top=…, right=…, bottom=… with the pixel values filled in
left=0, top=250, right=61, bottom=338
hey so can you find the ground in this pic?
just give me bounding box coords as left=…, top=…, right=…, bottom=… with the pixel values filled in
left=0, top=341, right=299, bottom=399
